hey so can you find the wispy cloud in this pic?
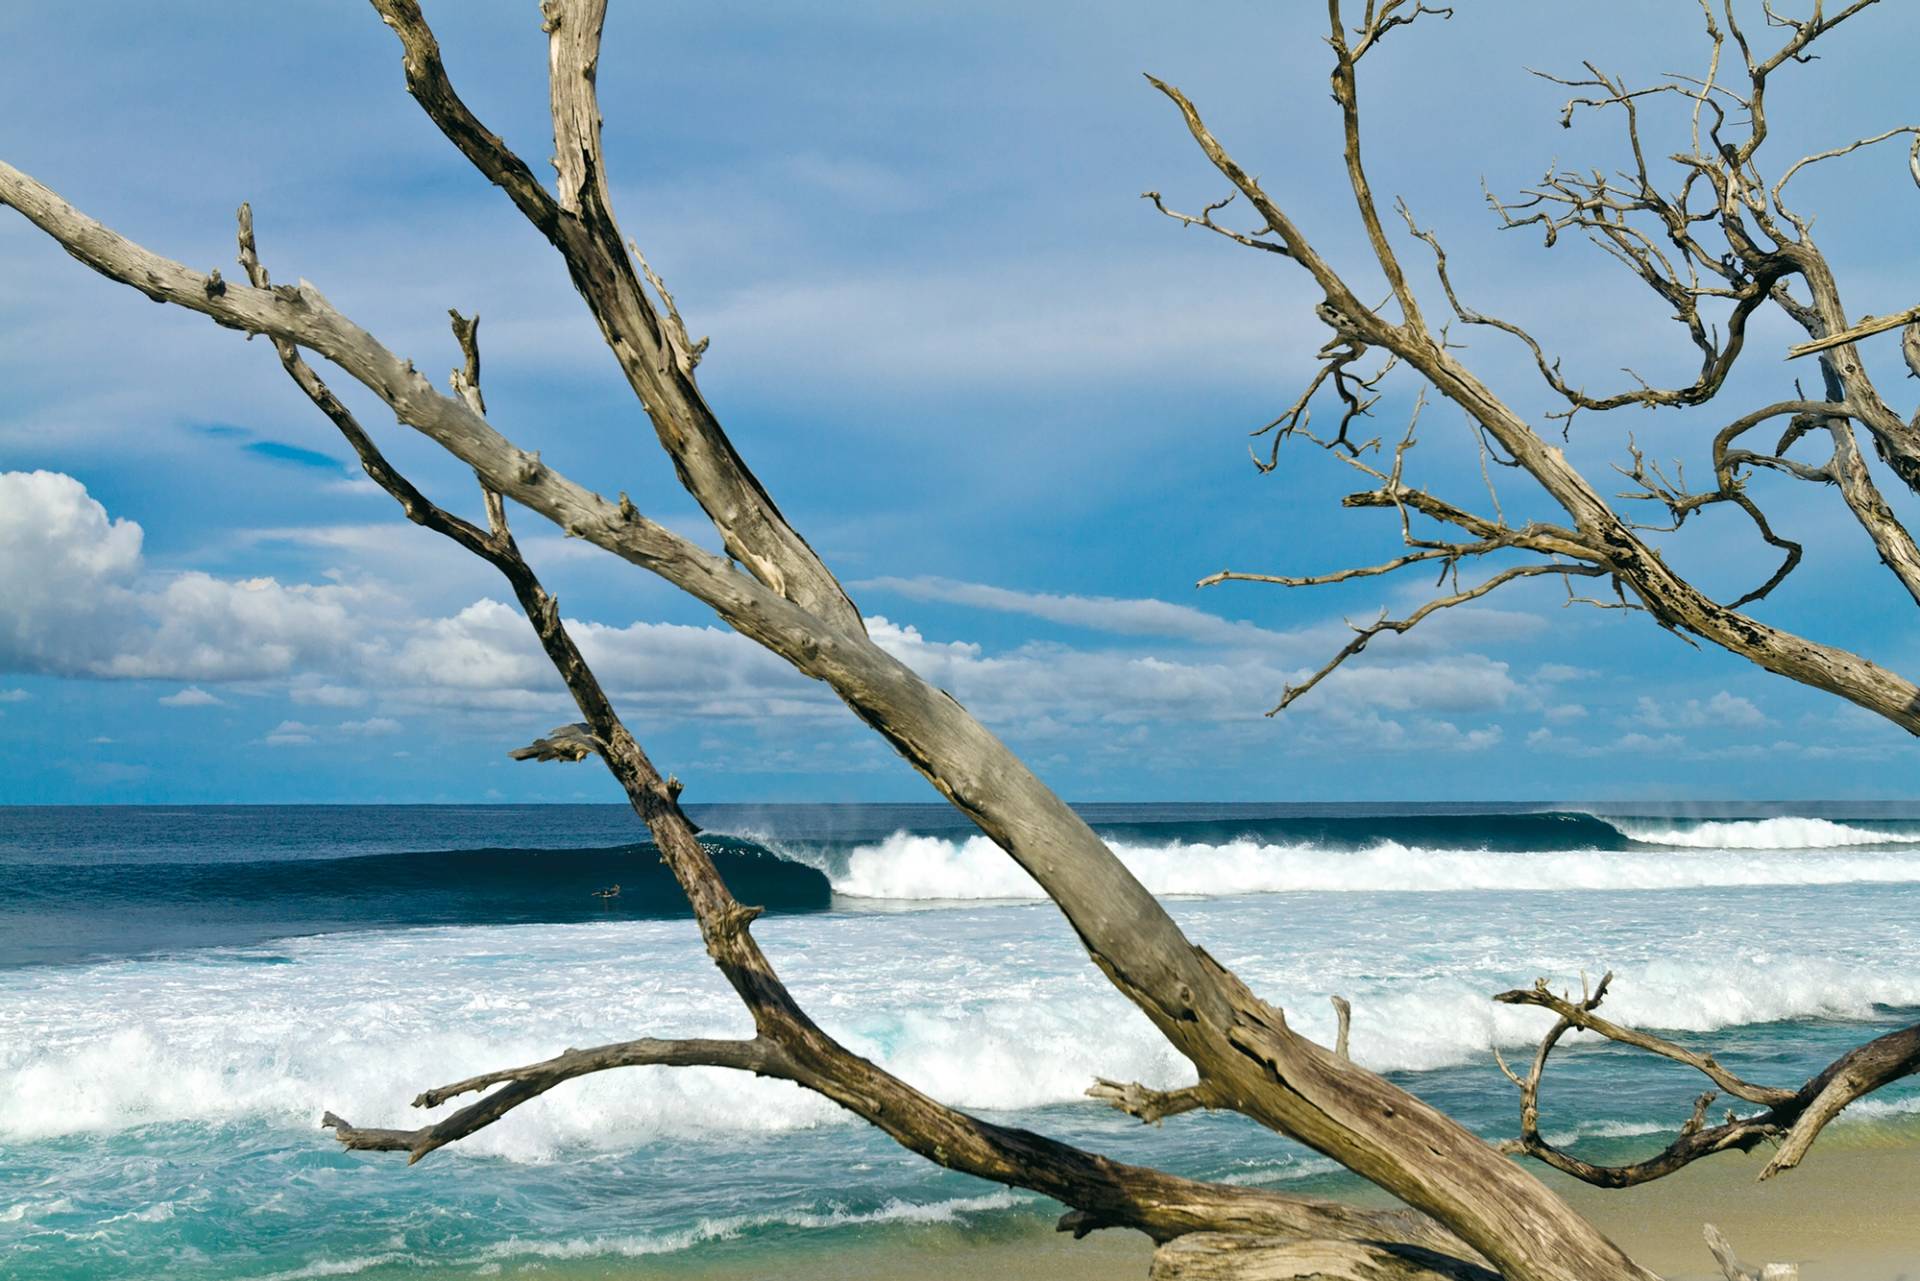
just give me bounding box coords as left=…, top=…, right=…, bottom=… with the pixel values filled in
left=855, top=575, right=1291, bottom=647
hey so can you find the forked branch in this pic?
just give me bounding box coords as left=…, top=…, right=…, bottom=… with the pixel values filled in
left=1493, top=974, right=1920, bottom=1185
left=229, top=200, right=1468, bottom=1261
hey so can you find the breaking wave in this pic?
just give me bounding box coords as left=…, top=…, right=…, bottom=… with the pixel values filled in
left=810, top=829, right=1920, bottom=901
left=1608, top=816, right=1920, bottom=849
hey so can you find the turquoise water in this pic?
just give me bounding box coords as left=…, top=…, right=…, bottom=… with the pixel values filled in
left=4, top=804, right=1918, bottom=1277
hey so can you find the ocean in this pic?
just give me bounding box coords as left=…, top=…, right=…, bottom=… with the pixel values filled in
left=3, top=803, right=1918, bottom=1279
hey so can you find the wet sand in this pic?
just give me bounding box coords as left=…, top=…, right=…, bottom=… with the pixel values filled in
left=625, top=1133, right=1920, bottom=1280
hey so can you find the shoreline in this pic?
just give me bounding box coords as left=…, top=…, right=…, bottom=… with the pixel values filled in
left=593, top=1137, right=1920, bottom=1281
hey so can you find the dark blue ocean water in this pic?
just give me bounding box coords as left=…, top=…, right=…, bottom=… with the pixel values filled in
left=4, top=803, right=1919, bottom=1278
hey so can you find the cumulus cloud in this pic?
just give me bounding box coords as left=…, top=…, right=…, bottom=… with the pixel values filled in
left=263, top=719, right=315, bottom=746
left=158, top=686, right=223, bottom=707
left=1527, top=726, right=1683, bottom=757
left=1631, top=691, right=1767, bottom=730
left=0, top=689, right=28, bottom=703
left=0, top=470, right=370, bottom=683
left=4, top=471, right=1521, bottom=756
left=0, top=470, right=145, bottom=675
left=382, top=598, right=828, bottom=719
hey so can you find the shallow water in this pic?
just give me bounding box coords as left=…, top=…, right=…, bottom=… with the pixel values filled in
left=3, top=803, right=1917, bottom=1278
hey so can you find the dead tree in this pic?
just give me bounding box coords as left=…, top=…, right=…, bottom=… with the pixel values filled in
left=3, top=2, right=1916, bottom=1277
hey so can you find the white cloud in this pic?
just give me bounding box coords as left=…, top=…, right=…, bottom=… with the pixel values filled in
left=384, top=598, right=832, bottom=720
left=1631, top=691, right=1767, bottom=730
left=1618, top=731, right=1685, bottom=753
left=866, top=616, right=1516, bottom=739
left=0, top=470, right=144, bottom=675
left=0, top=688, right=27, bottom=703
left=3, top=472, right=1515, bottom=756
left=855, top=575, right=1292, bottom=647
left=289, top=680, right=368, bottom=708
left=1527, top=726, right=1684, bottom=757
left=1543, top=703, right=1587, bottom=723
left=0, top=470, right=372, bottom=683
left=263, top=719, right=315, bottom=746
left=158, top=686, right=223, bottom=707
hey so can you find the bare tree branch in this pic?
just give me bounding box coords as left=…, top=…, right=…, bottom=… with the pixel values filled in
left=369, top=0, right=863, bottom=633
left=229, top=198, right=1473, bottom=1261
left=1144, top=5, right=1920, bottom=736
left=1492, top=974, right=1920, bottom=1186
left=1274, top=564, right=1604, bottom=714
left=323, top=1038, right=777, bottom=1164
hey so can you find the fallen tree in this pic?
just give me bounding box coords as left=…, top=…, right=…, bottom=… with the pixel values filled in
left=5, top=3, right=1916, bottom=1277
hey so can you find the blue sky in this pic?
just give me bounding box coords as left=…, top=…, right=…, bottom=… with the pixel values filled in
left=3, top=1, right=1919, bottom=803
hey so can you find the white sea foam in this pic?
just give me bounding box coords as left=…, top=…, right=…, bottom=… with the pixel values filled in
left=0, top=1197, right=72, bottom=1223
left=474, top=1191, right=1027, bottom=1263
left=1610, top=816, right=1920, bottom=849
left=4, top=912, right=1916, bottom=1148
left=820, top=830, right=1920, bottom=901
left=250, top=1253, right=419, bottom=1281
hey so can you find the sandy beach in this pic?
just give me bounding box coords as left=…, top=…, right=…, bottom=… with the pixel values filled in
left=617, top=1134, right=1920, bottom=1280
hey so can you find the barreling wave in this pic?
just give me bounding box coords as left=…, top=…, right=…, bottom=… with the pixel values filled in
left=806, top=829, right=1920, bottom=901
left=0, top=839, right=829, bottom=967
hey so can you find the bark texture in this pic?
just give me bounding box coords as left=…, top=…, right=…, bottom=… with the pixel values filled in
left=1151, top=1234, right=1499, bottom=1281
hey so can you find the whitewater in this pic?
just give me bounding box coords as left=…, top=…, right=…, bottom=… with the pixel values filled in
left=3, top=802, right=1918, bottom=1280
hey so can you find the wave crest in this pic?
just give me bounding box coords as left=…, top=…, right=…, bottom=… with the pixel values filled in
left=819, top=830, right=1920, bottom=900
left=1608, top=816, right=1920, bottom=849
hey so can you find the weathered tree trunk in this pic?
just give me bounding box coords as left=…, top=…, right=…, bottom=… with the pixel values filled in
left=1152, top=1234, right=1498, bottom=1281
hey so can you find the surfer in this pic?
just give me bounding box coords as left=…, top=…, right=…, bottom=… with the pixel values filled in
left=592, top=883, right=621, bottom=900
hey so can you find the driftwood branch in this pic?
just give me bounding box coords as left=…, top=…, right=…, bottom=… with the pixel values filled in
left=1145, top=4, right=1920, bottom=736
left=1273, top=563, right=1605, bottom=714
left=229, top=194, right=1468, bottom=1260
left=322, top=1037, right=776, bottom=1164
left=1782, top=304, right=1920, bottom=359
left=1088, top=1078, right=1218, bottom=1126
left=508, top=722, right=605, bottom=762
left=371, top=0, right=863, bottom=635
left=1331, top=996, right=1352, bottom=1061
left=1150, top=1234, right=1496, bottom=1281
left=1493, top=974, right=1920, bottom=1186
left=0, top=49, right=1675, bottom=1281
left=1703, top=1224, right=1798, bottom=1281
